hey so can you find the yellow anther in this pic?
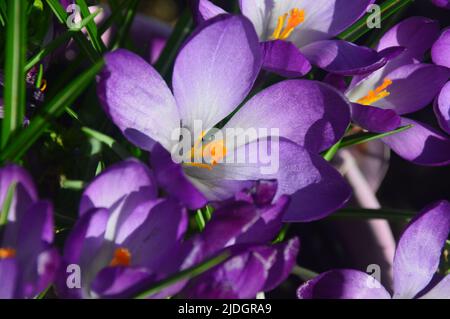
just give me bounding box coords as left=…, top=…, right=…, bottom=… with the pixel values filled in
left=357, top=78, right=393, bottom=105
left=272, top=8, right=305, bottom=40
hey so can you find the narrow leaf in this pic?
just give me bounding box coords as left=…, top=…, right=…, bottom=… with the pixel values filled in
left=338, top=0, right=414, bottom=42
left=1, top=0, right=27, bottom=148
left=134, top=249, right=232, bottom=299
left=338, top=125, right=412, bottom=150
left=81, top=126, right=130, bottom=159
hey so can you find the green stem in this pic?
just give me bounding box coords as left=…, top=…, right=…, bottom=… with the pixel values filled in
left=292, top=266, right=318, bottom=281
left=134, top=250, right=232, bottom=299
left=0, top=183, right=16, bottom=226
left=2, top=0, right=27, bottom=148
left=195, top=209, right=206, bottom=231
left=338, top=0, right=414, bottom=42
left=338, top=125, right=413, bottom=150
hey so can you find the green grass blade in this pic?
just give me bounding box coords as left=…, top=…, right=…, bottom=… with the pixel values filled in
left=0, top=0, right=6, bottom=26
left=338, top=0, right=414, bottom=42
left=76, top=0, right=106, bottom=53
left=0, top=60, right=104, bottom=163
left=1, top=0, right=27, bottom=148
left=25, top=8, right=103, bottom=71
left=81, top=126, right=131, bottom=159
left=110, top=0, right=140, bottom=49
left=134, top=249, right=232, bottom=299
left=338, top=125, right=413, bottom=150
left=0, top=182, right=16, bottom=226
left=45, top=0, right=99, bottom=63
left=154, top=7, right=193, bottom=79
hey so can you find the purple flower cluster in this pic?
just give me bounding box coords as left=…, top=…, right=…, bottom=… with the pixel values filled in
left=0, top=0, right=449, bottom=299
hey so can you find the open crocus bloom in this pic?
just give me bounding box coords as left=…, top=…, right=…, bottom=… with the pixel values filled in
left=57, top=159, right=192, bottom=298
left=193, top=0, right=394, bottom=77
left=0, top=165, right=59, bottom=298
left=98, top=15, right=352, bottom=222
left=339, top=17, right=450, bottom=166
left=297, top=200, right=450, bottom=299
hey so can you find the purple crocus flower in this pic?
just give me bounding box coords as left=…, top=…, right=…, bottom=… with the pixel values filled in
left=0, top=165, right=59, bottom=298
left=297, top=200, right=450, bottom=299
left=57, top=160, right=297, bottom=298
left=56, top=159, right=192, bottom=298
left=192, top=0, right=392, bottom=77
left=180, top=180, right=300, bottom=298
left=97, top=14, right=353, bottom=222
left=336, top=17, right=450, bottom=166
left=431, top=0, right=450, bottom=9
left=432, top=28, right=450, bottom=134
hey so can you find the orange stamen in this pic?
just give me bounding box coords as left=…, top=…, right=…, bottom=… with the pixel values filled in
left=272, top=8, right=305, bottom=40
left=184, top=133, right=227, bottom=170
left=0, top=248, right=16, bottom=259
left=110, top=247, right=131, bottom=267
left=357, top=78, right=393, bottom=105
left=40, top=79, right=47, bottom=92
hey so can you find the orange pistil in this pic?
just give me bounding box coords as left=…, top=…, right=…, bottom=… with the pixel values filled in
left=272, top=8, right=305, bottom=40
left=0, top=247, right=16, bottom=259
left=110, top=247, right=131, bottom=267
left=357, top=78, right=393, bottom=105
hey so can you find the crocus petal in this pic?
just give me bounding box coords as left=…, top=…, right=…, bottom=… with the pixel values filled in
left=236, top=195, right=290, bottom=245
left=382, top=118, right=450, bottom=166
left=172, top=15, right=262, bottom=132
left=263, top=237, right=300, bottom=291
left=186, top=139, right=351, bottom=222
left=58, top=208, right=110, bottom=298
left=199, top=201, right=260, bottom=255
left=119, top=198, right=188, bottom=272
left=301, top=40, right=398, bottom=76
left=432, top=28, right=450, bottom=68
left=323, top=73, right=348, bottom=92
left=434, top=82, right=450, bottom=134
left=376, top=16, right=440, bottom=59
left=92, top=266, right=153, bottom=298
left=393, top=200, right=450, bottom=299
left=431, top=0, right=450, bottom=9
left=260, top=40, right=311, bottom=78
left=351, top=103, right=401, bottom=133
left=420, top=275, right=450, bottom=299
left=0, top=258, right=19, bottom=299
left=0, top=164, right=37, bottom=223
left=183, top=244, right=284, bottom=298
left=190, top=0, right=226, bottom=24
left=297, top=269, right=391, bottom=299
left=97, top=49, right=180, bottom=151
left=224, top=80, right=351, bottom=153
left=79, top=159, right=157, bottom=215
left=150, top=143, right=207, bottom=209
left=240, top=0, right=374, bottom=46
